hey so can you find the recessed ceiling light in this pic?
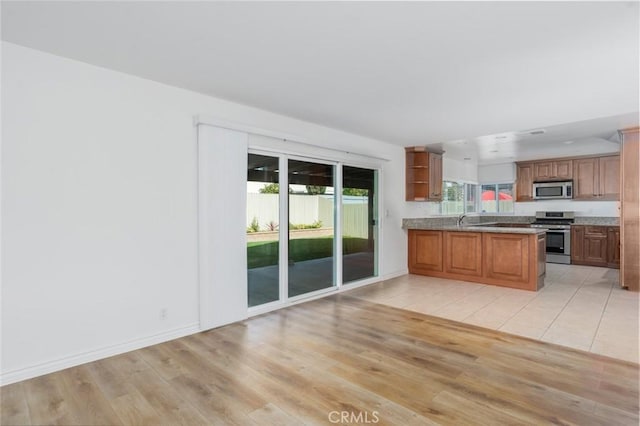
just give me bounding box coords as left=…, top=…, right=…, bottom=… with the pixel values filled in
left=495, top=135, right=508, bottom=140
left=463, top=157, right=472, bottom=161
left=490, top=150, right=499, bottom=153
left=563, top=140, right=574, bottom=144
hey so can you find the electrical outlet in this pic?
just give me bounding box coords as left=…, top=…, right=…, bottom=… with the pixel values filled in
left=160, top=308, right=168, bottom=320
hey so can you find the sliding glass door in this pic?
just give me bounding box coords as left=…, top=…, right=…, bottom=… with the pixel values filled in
left=246, top=154, right=280, bottom=307
left=287, top=159, right=336, bottom=298
left=342, top=166, right=378, bottom=283
left=247, top=152, right=379, bottom=308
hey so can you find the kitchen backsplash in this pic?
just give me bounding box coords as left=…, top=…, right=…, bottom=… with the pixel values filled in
left=514, top=200, right=620, bottom=217
left=573, top=217, right=619, bottom=226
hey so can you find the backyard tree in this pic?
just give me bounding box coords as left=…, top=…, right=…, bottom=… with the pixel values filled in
left=260, top=183, right=293, bottom=193
left=305, top=185, right=326, bottom=195
left=343, top=188, right=368, bottom=196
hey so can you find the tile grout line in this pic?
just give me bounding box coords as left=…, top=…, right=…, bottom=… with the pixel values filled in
left=460, top=291, right=506, bottom=323
left=496, top=265, right=586, bottom=334
left=538, top=275, right=586, bottom=340
left=495, top=299, right=537, bottom=332
left=428, top=283, right=487, bottom=315
left=496, top=267, right=577, bottom=335
left=588, top=280, right=615, bottom=352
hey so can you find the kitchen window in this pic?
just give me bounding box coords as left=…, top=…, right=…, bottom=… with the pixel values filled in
left=481, top=183, right=514, bottom=213
left=441, top=181, right=478, bottom=215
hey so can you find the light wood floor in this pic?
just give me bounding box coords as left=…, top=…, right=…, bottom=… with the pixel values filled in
left=2, top=295, right=638, bottom=425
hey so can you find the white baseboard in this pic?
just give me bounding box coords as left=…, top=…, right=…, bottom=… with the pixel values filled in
left=1, top=272, right=412, bottom=386
left=0, top=323, right=200, bottom=386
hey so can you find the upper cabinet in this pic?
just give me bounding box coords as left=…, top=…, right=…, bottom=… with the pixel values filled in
left=405, top=147, right=443, bottom=201
left=428, top=152, right=443, bottom=200
left=534, top=159, right=572, bottom=181
left=517, top=153, right=620, bottom=202
left=516, top=163, right=534, bottom=201
left=573, top=155, right=620, bottom=200
left=598, top=155, right=621, bottom=200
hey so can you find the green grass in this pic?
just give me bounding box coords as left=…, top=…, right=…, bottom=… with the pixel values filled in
left=247, top=237, right=370, bottom=269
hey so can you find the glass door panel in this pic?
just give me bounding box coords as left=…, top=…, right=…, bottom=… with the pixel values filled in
left=247, top=154, right=280, bottom=307
left=342, top=166, right=378, bottom=283
left=287, top=159, right=335, bottom=297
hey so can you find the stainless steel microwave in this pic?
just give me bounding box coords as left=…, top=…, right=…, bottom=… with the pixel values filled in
left=533, top=181, right=573, bottom=200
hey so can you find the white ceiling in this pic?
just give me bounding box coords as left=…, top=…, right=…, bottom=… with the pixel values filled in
left=2, top=1, right=639, bottom=163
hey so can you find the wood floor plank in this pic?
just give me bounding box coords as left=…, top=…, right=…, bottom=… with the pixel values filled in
left=0, top=382, right=31, bottom=425
left=85, top=351, right=151, bottom=400
left=109, top=387, right=163, bottom=426
left=22, top=373, right=78, bottom=425
left=168, top=374, right=258, bottom=426
left=124, top=369, right=211, bottom=425
left=2, top=295, right=638, bottom=425
left=430, top=390, right=530, bottom=425
left=247, top=403, right=302, bottom=426
left=55, top=365, right=122, bottom=426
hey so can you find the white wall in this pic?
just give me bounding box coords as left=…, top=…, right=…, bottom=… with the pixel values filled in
left=1, top=42, right=409, bottom=383
left=514, top=200, right=620, bottom=217
left=478, top=163, right=516, bottom=183
left=443, top=157, right=478, bottom=183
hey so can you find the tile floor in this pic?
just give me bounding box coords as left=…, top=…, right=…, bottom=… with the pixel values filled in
left=346, top=263, right=639, bottom=363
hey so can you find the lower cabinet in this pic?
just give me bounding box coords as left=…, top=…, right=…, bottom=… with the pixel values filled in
left=445, top=232, right=482, bottom=277
left=408, top=230, right=443, bottom=273
left=607, top=227, right=620, bottom=268
left=584, top=226, right=608, bottom=267
left=483, top=233, right=531, bottom=285
left=571, top=225, right=619, bottom=268
left=408, top=230, right=544, bottom=291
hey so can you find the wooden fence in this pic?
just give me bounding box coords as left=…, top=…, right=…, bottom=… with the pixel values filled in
left=247, top=194, right=369, bottom=238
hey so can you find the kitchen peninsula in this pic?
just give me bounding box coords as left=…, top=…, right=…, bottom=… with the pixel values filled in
left=403, top=218, right=546, bottom=291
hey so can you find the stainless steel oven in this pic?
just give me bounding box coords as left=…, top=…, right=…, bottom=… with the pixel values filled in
left=531, top=211, right=575, bottom=264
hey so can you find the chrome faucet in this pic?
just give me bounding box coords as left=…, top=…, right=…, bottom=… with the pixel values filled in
left=456, top=214, right=467, bottom=227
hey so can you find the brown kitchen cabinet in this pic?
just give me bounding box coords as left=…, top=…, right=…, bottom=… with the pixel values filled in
left=534, top=159, right=572, bottom=181
left=428, top=152, right=443, bottom=200
left=537, top=233, right=546, bottom=278
left=620, top=127, right=639, bottom=290
left=607, top=227, right=620, bottom=268
left=444, top=232, right=482, bottom=277
left=571, top=225, right=619, bottom=268
left=573, top=156, right=620, bottom=200
left=516, top=163, right=534, bottom=201
left=598, top=155, right=620, bottom=200
left=517, top=154, right=619, bottom=202
left=583, top=226, right=608, bottom=267
left=408, top=229, right=545, bottom=291
left=483, top=233, right=535, bottom=287
left=571, top=226, right=584, bottom=262
left=406, top=147, right=443, bottom=202
left=408, top=230, right=443, bottom=272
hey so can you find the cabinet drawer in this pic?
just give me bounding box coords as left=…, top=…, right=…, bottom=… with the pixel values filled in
left=584, top=226, right=607, bottom=237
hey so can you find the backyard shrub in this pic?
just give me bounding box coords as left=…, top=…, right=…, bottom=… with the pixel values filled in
left=247, top=217, right=260, bottom=233
left=289, top=220, right=323, bottom=230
